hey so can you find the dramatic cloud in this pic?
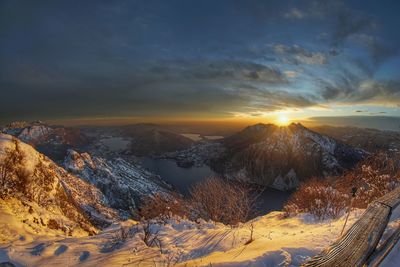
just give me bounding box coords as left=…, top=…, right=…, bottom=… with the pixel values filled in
left=320, top=77, right=400, bottom=106
left=0, top=0, right=399, bottom=123
left=273, top=44, right=327, bottom=65
left=349, top=34, right=399, bottom=67
left=331, top=9, right=376, bottom=47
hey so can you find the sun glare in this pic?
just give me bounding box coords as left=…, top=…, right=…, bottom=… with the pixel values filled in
left=276, top=115, right=290, bottom=126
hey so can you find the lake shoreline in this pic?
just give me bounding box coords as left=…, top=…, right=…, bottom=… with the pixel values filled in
left=140, top=157, right=292, bottom=216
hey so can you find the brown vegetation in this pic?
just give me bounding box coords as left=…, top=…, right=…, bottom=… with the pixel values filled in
left=284, top=153, right=400, bottom=220
left=0, top=139, right=29, bottom=198
left=189, top=177, right=259, bottom=225
left=283, top=178, right=348, bottom=220
left=337, top=152, right=400, bottom=208
left=139, top=193, right=188, bottom=221
left=140, top=177, right=260, bottom=226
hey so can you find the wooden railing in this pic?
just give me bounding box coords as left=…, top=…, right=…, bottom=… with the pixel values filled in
left=303, top=186, right=400, bottom=267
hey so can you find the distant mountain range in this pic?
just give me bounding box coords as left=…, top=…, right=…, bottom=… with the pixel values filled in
left=2, top=121, right=90, bottom=161
left=311, top=125, right=400, bottom=154
left=1, top=121, right=195, bottom=159
left=122, top=124, right=194, bottom=156
left=4, top=120, right=398, bottom=194
left=305, top=116, right=400, bottom=131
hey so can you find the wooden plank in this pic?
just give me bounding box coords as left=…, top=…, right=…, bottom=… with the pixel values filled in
left=302, top=186, right=400, bottom=267
left=367, top=225, right=400, bottom=267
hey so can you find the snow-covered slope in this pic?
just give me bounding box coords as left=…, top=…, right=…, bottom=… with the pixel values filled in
left=63, top=150, right=172, bottom=216
left=0, top=134, right=117, bottom=236
left=2, top=208, right=399, bottom=267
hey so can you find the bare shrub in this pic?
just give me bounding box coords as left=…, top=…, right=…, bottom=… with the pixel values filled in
left=337, top=152, right=400, bottom=208
left=189, top=177, right=260, bottom=226
left=139, top=193, right=188, bottom=221
left=47, top=219, right=69, bottom=234
left=283, top=178, right=348, bottom=220
left=142, top=221, right=161, bottom=248
left=112, top=226, right=137, bottom=243
left=102, top=226, right=138, bottom=252
left=284, top=153, right=400, bottom=220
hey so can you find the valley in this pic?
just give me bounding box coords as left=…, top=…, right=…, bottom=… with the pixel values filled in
left=2, top=1, right=400, bottom=265
left=1, top=120, right=400, bottom=266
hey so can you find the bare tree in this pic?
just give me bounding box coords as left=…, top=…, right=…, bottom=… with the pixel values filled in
left=189, top=177, right=260, bottom=226
left=139, top=193, right=188, bottom=222
left=142, top=221, right=161, bottom=248
left=245, top=222, right=255, bottom=245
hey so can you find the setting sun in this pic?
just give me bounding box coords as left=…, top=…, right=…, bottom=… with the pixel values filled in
left=276, top=115, right=290, bottom=126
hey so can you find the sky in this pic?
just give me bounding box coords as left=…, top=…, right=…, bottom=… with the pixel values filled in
left=1, top=0, right=400, bottom=125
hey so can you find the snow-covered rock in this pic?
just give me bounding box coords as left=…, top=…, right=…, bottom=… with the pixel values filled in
left=64, top=150, right=95, bottom=172
left=2, top=121, right=90, bottom=162
left=18, top=124, right=53, bottom=142
left=63, top=149, right=172, bottom=216
left=272, top=169, right=299, bottom=190
left=0, top=134, right=117, bottom=235
left=2, top=121, right=53, bottom=143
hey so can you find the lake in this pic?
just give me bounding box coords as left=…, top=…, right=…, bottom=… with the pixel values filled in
left=141, top=158, right=292, bottom=216
left=101, top=137, right=131, bottom=152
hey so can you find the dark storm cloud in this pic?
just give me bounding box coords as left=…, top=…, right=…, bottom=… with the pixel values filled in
left=0, top=58, right=291, bottom=120
left=152, top=60, right=287, bottom=83
left=0, top=56, right=323, bottom=121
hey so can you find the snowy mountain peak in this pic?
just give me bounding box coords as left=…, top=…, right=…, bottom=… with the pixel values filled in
left=244, top=123, right=274, bottom=131
left=218, top=123, right=366, bottom=190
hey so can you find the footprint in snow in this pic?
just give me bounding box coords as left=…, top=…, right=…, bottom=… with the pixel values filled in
left=54, top=245, right=68, bottom=256
left=79, top=251, right=90, bottom=262
left=30, top=243, right=47, bottom=256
